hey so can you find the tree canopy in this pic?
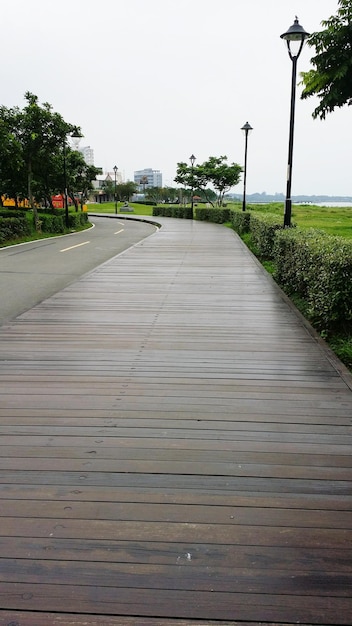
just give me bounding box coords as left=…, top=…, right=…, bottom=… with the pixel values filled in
left=174, top=156, right=242, bottom=206
left=301, top=0, right=352, bottom=119
left=0, top=92, right=101, bottom=220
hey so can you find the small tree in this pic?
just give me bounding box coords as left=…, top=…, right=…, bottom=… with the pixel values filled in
left=116, top=181, right=138, bottom=201
left=301, top=0, right=352, bottom=118
left=202, top=156, right=242, bottom=206
left=175, top=156, right=241, bottom=206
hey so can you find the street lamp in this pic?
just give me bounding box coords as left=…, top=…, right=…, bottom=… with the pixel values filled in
left=63, top=129, right=82, bottom=227
left=113, top=165, right=118, bottom=214
left=189, top=154, right=196, bottom=212
left=241, top=122, right=253, bottom=212
left=281, top=16, right=310, bottom=227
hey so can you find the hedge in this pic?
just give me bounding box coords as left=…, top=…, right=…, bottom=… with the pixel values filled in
left=273, top=228, right=352, bottom=334
left=195, top=206, right=230, bottom=223
left=152, top=205, right=193, bottom=219
left=0, top=215, right=31, bottom=244
left=230, top=210, right=251, bottom=234
left=249, top=212, right=287, bottom=258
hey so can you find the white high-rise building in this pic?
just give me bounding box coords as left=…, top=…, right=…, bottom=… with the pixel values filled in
left=80, top=146, right=95, bottom=166
left=134, top=168, right=162, bottom=189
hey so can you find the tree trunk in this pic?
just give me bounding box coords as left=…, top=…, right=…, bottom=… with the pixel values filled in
left=28, top=158, right=39, bottom=229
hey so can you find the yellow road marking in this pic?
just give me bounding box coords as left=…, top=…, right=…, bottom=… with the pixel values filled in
left=60, top=241, right=90, bottom=252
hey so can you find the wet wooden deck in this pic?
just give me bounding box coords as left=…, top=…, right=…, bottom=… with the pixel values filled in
left=0, top=216, right=351, bottom=625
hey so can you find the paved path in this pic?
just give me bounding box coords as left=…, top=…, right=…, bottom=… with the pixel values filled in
left=0, top=216, right=351, bottom=625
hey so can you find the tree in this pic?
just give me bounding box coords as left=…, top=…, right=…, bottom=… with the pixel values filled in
left=202, top=156, right=242, bottom=206
left=301, top=0, right=352, bottom=119
left=175, top=161, right=216, bottom=206
left=175, top=156, right=242, bottom=206
left=145, top=186, right=163, bottom=203
left=65, top=150, right=102, bottom=209
left=116, top=181, right=138, bottom=201
left=0, top=93, right=90, bottom=225
left=0, top=106, right=25, bottom=207
left=18, top=92, right=81, bottom=227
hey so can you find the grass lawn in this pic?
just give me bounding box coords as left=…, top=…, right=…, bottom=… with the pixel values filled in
left=87, top=202, right=153, bottom=216
left=240, top=201, right=352, bottom=238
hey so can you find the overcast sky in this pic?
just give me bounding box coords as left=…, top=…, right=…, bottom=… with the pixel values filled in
left=2, top=0, right=350, bottom=196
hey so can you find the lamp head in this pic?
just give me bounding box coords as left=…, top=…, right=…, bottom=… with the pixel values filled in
left=189, top=154, right=196, bottom=166
left=281, top=17, right=310, bottom=60
left=241, top=122, right=253, bottom=135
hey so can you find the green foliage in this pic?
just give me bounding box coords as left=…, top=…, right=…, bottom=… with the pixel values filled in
left=152, top=205, right=193, bottom=219
left=40, top=213, right=65, bottom=233
left=0, top=93, right=99, bottom=223
left=195, top=206, right=230, bottom=223
left=301, top=0, right=352, bottom=118
left=68, top=212, right=89, bottom=229
left=116, top=181, right=138, bottom=201
left=329, top=335, right=352, bottom=369
left=249, top=213, right=286, bottom=258
left=0, top=215, right=31, bottom=244
left=175, top=156, right=242, bottom=206
left=273, top=228, right=352, bottom=334
left=231, top=210, right=251, bottom=234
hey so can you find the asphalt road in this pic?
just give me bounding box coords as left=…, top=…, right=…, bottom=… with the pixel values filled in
left=0, top=215, right=157, bottom=325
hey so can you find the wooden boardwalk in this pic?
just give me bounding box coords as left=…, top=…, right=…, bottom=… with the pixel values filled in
left=0, top=216, right=351, bottom=625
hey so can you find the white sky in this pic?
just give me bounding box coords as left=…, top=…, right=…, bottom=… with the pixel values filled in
left=2, top=0, right=349, bottom=196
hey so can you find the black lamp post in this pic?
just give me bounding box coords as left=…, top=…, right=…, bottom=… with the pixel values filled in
left=189, top=154, right=196, bottom=212
left=63, top=129, right=82, bottom=227
left=63, top=142, right=69, bottom=227
left=113, top=165, right=118, bottom=214
left=281, top=16, right=309, bottom=227
left=241, top=122, right=253, bottom=212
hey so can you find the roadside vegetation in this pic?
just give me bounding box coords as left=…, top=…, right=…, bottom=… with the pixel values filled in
left=226, top=202, right=352, bottom=373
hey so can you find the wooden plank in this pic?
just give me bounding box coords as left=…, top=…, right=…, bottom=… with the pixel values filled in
left=0, top=517, right=351, bottom=548
left=0, top=583, right=351, bottom=623
left=0, top=217, right=352, bottom=623
left=0, top=611, right=245, bottom=626
left=1, top=500, right=351, bottom=528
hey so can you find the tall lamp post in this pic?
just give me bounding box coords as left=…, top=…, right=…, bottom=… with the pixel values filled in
left=241, top=122, right=253, bottom=212
left=281, top=16, right=309, bottom=227
left=189, top=154, right=196, bottom=212
left=63, top=129, right=82, bottom=227
left=63, top=141, right=69, bottom=227
left=113, top=165, right=118, bottom=214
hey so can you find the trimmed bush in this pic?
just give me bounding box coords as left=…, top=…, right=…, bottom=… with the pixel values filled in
left=40, top=214, right=65, bottom=233
left=195, top=206, right=230, bottom=223
left=152, top=206, right=193, bottom=219
left=249, top=213, right=286, bottom=258
left=68, top=212, right=89, bottom=228
left=0, top=215, right=31, bottom=244
left=231, top=210, right=251, bottom=234
left=273, top=228, right=352, bottom=334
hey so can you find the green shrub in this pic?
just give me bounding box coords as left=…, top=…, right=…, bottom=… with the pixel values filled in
left=195, top=206, right=230, bottom=223
left=37, top=207, right=65, bottom=216
left=40, top=214, right=62, bottom=233
left=231, top=210, right=251, bottom=234
left=0, top=210, right=25, bottom=219
left=152, top=205, right=193, bottom=219
left=273, top=228, right=352, bottom=334
left=250, top=213, right=286, bottom=258
left=68, top=212, right=88, bottom=228
left=0, top=215, right=31, bottom=244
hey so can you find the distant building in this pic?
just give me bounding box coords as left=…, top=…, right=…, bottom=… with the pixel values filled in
left=134, top=168, right=162, bottom=189
left=80, top=146, right=95, bottom=166
left=92, top=170, right=123, bottom=191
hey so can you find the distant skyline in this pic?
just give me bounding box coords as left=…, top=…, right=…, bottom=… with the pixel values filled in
left=2, top=0, right=350, bottom=196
